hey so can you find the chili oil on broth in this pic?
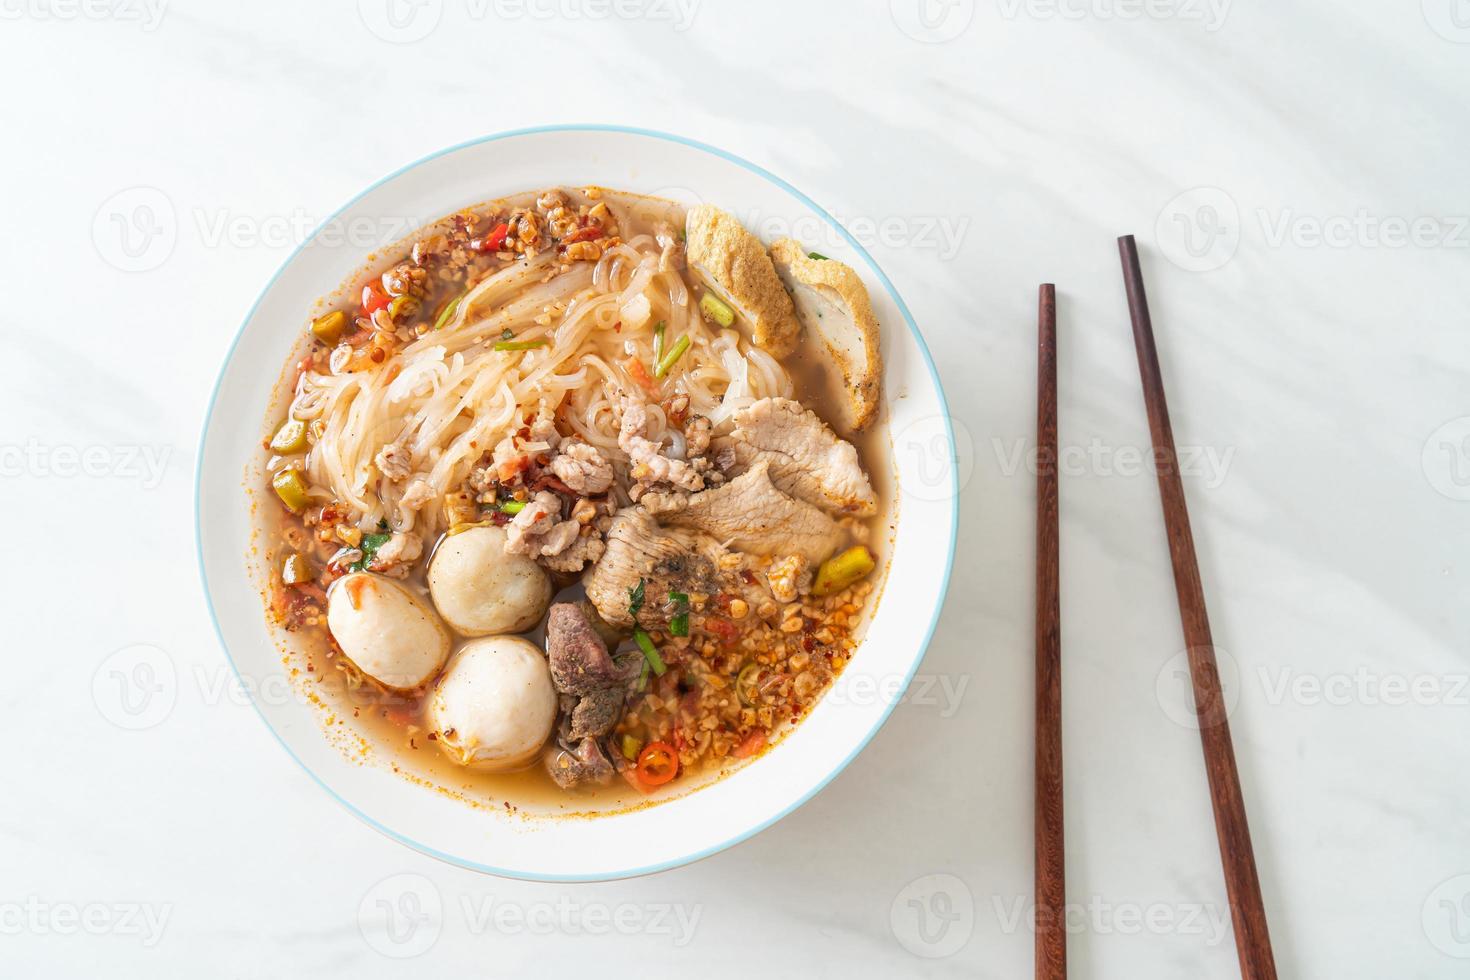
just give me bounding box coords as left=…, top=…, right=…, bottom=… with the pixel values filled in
left=252, top=187, right=895, bottom=818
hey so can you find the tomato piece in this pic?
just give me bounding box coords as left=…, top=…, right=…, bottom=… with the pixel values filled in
left=361, top=281, right=390, bottom=316
left=621, top=355, right=660, bottom=398
left=564, top=225, right=604, bottom=244
left=474, top=222, right=510, bottom=252
left=733, top=732, right=766, bottom=759
left=705, top=616, right=741, bottom=644
left=635, top=741, right=678, bottom=787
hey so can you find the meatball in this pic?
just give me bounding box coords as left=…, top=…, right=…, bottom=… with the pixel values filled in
left=427, top=636, right=557, bottom=771
left=427, top=525, right=551, bottom=636
left=325, top=573, right=450, bottom=691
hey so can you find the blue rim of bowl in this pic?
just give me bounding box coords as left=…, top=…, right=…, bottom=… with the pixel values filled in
left=195, top=124, right=959, bottom=882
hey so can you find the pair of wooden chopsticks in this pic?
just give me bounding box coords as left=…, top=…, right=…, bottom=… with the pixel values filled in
left=1032, top=240, right=1277, bottom=980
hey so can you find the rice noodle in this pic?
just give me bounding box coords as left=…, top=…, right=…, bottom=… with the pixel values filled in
left=298, top=234, right=792, bottom=539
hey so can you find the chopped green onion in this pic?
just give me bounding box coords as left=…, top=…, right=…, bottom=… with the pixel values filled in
left=667, top=590, right=690, bottom=637
left=493, top=339, right=548, bottom=352
left=627, top=578, right=646, bottom=619
left=635, top=659, right=650, bottom=693
left=498, top=499, right=526, bottom=515
left=699, top=292, right=735, bottom=328
left=807, top=251, right=829, bottom=260
left=500, top=327, right=514, bottom=340
left=633, top=627, right=666, bottom=676
left=654, top=335, right=691, bottom=378
left=432, top=291, right=465, bottom=331
left=652, top=320, right=666, bottom=364
left=349, top=531, right=392, bottom=572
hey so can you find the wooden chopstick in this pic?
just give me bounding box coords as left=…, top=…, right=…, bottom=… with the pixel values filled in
left=1116, top=236, right=1278, bottom=980
left=1034, top=283, right=1066, bottom=980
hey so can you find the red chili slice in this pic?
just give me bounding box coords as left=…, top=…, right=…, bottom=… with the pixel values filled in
left=635, top=741, right=678, bottom=787
left=361, top=281, right=390, bottom=316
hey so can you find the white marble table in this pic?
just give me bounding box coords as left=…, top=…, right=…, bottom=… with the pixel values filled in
left=3, top=2, right=1467, bottom=976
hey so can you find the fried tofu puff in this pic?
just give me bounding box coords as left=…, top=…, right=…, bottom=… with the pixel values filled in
left=684, top=205, right=801, bottom=358
left=768, top=239, right=882, bottom=433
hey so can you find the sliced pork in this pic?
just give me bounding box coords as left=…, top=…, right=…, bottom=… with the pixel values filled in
left=582, top=508, right=766, bottom=628
left=714, top=397, right=878, bottom=517
left=642, top=461, right=845, bottom=566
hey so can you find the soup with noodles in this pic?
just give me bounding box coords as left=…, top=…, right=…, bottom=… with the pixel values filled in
left=257, top=187, right=892, bottom=812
